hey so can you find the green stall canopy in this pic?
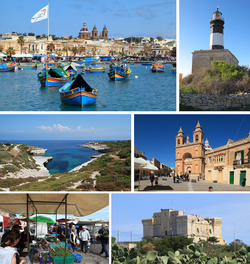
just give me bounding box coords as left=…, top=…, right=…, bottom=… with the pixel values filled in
left=29, top=214, right=56, bottom=224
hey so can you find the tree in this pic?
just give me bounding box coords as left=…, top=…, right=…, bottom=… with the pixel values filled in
left=156, top=36, right=163, bottom=41
left=17, top=36, right=25, bottom=54
left=28, top=33, right=35, bottom=36
left=63, top=45, right=71, bottom=57
left=56, top=49, right=62, bottom=56
left=0, top=45, right=3, bottom=53
left=91, top=47, right=97, bottom=55
left=78, top=46, right=85, bottom=55
left=150, top=37, right=154, bottom=43
left=47, top=43, right=55, bottom=55
left=207, top=236, right=219, bottom=245
left=6, top=47, right=15, bottom=57
left=71, top=46, right=78, bottom=56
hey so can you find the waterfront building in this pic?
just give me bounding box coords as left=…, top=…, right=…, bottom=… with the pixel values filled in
left=192, top=7, right=238, bottom=74
left=142, top=208, right=225, bottom=244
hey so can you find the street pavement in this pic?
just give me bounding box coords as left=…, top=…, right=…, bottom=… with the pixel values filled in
left=73, top=243, right=109, bottom=264
left=134, top=177, right=250, bottom=192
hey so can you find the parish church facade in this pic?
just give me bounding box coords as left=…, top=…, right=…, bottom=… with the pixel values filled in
left=175, top=121, right=250, bottom=186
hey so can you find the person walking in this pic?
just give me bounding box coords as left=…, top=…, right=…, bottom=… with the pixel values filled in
left=70, top=226, right=77, bottom=252
left=79, top=226, right=90, bottom=254
left=149, top=172, right=154, bottom=186
left=242, top=176, right=246, bottom=187
left=96, top=224, right=109, bottom=258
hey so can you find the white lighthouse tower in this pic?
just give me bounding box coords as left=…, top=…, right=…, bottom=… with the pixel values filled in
left=209, top=7, right=224, bottom=50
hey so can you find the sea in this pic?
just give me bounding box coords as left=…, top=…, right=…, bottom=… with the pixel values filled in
left=1, top=140, right=102, bottom=175
left=0, top=63, right=176, bottom=111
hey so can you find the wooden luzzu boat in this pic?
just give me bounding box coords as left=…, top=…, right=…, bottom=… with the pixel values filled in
left=151, top=63, right=165, bottom=72
left=108, top=64, right=131, bottom=80
left=39, top=67, right=70, bottom=87
left=59, top=74, right=97, bottom=106
left=18, top=63, right=37, bottom=70
left=63, top=65, right=77, bottom=76
left=0, top=62, right=15, bottom=72
left=171, top=62, right=176, bottom=73
left=85, top=65, right=106, bottom=73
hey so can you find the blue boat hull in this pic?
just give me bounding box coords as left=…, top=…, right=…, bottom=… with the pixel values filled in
left=60, top=88, right=97, bottom=106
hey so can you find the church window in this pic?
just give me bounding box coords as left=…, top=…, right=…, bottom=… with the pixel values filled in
left=165, top=231, right=167, bottom=236
left=197, top=228, right=199, bottom=233
left=209, top=229, right=212, bottom=234
left=196, top=135, right=199, bottom=142
left=208, top=157, right=211, bottom=163
left=178, top=139, right=180, bottom=145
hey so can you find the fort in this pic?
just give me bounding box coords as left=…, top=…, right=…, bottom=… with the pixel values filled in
left=142, top=208, right=225, bottom=244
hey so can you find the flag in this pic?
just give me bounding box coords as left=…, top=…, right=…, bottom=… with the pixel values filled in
left=31, top=5, right=48, bottom=23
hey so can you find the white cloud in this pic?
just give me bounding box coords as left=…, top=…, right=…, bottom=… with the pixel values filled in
left=37, top=125, right=54, bottom=132
left=37, top=124, right=96, bottom=133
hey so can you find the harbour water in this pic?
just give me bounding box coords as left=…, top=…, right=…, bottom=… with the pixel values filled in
left=0, top=63, right=176, bottom=111
left=1, top=140, right=101, bottom=174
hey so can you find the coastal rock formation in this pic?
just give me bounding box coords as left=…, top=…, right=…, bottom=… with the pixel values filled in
left=0, top=143, right=52, bottom=180
left=77, top=142, right=113, bottom=152
left=28, top=148, right=48, bottom=155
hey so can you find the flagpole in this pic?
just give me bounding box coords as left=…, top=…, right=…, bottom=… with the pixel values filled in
left=48, top=3, right=49, bottom=40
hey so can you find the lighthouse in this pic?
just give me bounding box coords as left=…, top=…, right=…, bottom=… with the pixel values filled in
left=210, top=7, right=224, bottom=50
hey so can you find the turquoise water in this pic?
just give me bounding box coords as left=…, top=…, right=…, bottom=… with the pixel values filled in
left=0, top=64, right=176, bottom=111
left=1, top=140, right=101, bottom=174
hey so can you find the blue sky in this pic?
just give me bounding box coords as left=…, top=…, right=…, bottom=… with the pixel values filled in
left=112, top=193, right=250, bottom=245
left=179, top=0, right=250, bottom=77
left=0, top=114, right=131, bottom=140
left=1, top=0, right=176, bottom=39
left=135, top=114, right=250, bottom=168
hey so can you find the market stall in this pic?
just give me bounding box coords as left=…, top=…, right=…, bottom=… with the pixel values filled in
left=0, top=193, right=109, bottom=264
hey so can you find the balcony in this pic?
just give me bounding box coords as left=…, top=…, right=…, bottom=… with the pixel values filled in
left=233, top=159, right=250, bottom=167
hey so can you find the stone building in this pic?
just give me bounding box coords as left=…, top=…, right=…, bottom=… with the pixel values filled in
left=175, top=121, right=205, bottom=179
left=205, top=133, right=250, bottom=186
left=142, top=208, right=225, bottom=244
left=192, top=49, right=239, bottom=74
left=175, top=120, right=250, bottom=187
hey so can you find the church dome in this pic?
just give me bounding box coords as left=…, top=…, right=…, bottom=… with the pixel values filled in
left=80, top=22, right=90, bottom=33
left=204, top=138, right=212, bottom=150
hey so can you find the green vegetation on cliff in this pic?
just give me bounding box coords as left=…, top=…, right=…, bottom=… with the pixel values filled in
left=5, top=140, right=131, bottom=192
left=180, top=61, right=250, bottom=95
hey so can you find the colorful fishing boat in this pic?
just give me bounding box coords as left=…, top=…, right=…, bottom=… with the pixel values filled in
left=151, top=63, right=165, bottom=72
left=108, top=64, right=131, bottom=81
left=85, top=65, right=106, bottom=73
left=39, top=67, right=70, bottom=87
left=73, top=57, right=101, bottom=66
left=59, top=74, right=97, bottom=106
left=71, top=61, right=85, bottom=68
left=0, top=62, right=15, bottom=72
left=18, top=63, right=37, bottom=70
left=141, top=62, right=152, bottom=66
left=47, top=60, right=55, bottom=66
left=63, top=65, right=77, bottom=76
left=171, top=62, right=176, bottom=73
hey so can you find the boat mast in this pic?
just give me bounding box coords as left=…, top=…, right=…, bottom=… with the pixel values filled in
left=48, top=3, right=49, bottom=40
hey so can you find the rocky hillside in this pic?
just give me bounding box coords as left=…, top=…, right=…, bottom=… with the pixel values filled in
left=0, top=140, right=131, bottom=192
